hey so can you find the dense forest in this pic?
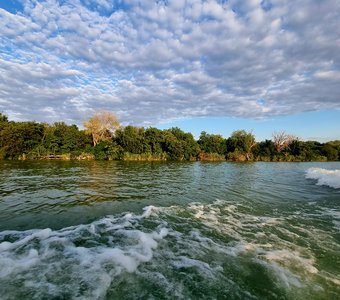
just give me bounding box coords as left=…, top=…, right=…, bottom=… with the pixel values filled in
left=0, top=112, right=339, bottom=162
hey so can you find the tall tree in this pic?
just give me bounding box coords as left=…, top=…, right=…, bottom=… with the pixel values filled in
left=84, top=111, right=120, bottom=146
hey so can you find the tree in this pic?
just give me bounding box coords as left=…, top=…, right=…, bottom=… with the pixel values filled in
left=227, top=130, right=256, bottom=161
left=0, top=113, right=8, bottom=123
left=166, top=127, right=199, bottom=160
left=321, top=143, right=338, bottom=161
left=0, top=121, right=44, bottom=159
left=272, top=131, right=297, bottom=154
left=114, top=125, right=146, bottom=154
left=161, top=130, right=183, bottom=160
left=253, top=139, right=276, bottom=159
left=198, top=131, right=226, bottom=155
left=84, top=111, right=120, bottom=146
left=145, top=127, right=164, bottom=154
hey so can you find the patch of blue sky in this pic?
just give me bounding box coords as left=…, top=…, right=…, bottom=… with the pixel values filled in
left=2, top=46, right=43, bottom=65
left=0, top=0, right=23, bottom=13
left=79, top=0, right=131, bottom=16
left=0, top=43, right=17, bottom=57
left=156, top=110, right=340, bottom=142
left=256, top=98, right=266, bottom=106
left=261, top=0, right=273, bottom=12
left=0, top=45, right=32, bottom=63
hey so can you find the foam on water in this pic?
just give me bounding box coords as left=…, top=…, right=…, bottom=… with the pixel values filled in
left=1, top=200, right=339, bottom=299
left=0, top=210, right=168, bottom=299
left=306, top=168, right=340, bottom=189
left=151, top=201, right=340, bottom=294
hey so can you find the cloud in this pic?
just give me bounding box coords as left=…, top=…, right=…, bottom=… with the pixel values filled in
left=0, top=0, right=339, bottom=126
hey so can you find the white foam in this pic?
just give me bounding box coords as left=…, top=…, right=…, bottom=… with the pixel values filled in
left=172, top=256, right=216, bottom=278
left=141, top=205, right=160, bottom=218
left=306, top=168, right=340, bottom=189
left=1, top=199, right=336, bottom=298
left=0, top=209, right=169, bottom=299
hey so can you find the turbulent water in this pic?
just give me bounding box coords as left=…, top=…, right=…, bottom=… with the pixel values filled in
left=0, top=161, right=339, bottom=299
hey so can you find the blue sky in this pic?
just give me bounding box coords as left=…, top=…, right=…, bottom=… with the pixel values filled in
left=0, top=0, right=339, bottom=141
left=157, top=110, right=340, bottom=142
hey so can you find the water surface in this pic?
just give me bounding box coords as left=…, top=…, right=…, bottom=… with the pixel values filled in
left=0, top=161, right=339, bottom=299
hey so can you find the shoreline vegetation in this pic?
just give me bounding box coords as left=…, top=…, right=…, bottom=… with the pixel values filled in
left=0, top=112, right=339, bottom=162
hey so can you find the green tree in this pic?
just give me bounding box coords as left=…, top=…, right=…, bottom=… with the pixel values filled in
left=198, top=131, right=226, bottom=155
left=114, top=125, right=146, bottom=154
left=300, top=141, right=323, bottom=161
left=0, top=121, right=44, bottom=159
left=37, top=122, right=91, bottom=156
left=253, top=139, right=276, bottom=160
left=321, top=143, right=338, bottom=161
left=166, top=127, right=199, bottom=160
left=145, top=127, right=165, bottom=154
left=162, top=130, right=184, bottom=160
left=0, top=113, right=8, bottom=123
left=227, top=130, right=256, bottom=161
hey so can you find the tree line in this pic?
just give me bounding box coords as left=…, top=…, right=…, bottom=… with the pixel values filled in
left=0, top=112, right=339, bottom=162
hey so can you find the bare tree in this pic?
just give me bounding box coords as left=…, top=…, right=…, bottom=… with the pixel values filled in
left=84, top=111, right=120, bottom=146
left=272, top=131, right=297, bottom=153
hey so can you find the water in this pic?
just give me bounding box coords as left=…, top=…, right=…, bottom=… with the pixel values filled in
left=0, top=161, right=339, bottom=299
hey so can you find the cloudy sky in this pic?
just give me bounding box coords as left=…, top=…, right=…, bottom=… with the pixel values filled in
left=0, top=0, right=340, bottom=141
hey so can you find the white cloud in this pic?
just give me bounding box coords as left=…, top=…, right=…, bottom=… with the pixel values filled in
left=314, top=71, right=340, bottom=81
left=0, top=0, right=339, bottom=126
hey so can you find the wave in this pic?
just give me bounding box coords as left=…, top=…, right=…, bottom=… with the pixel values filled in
left=1, top=201, right=338, bottom=299
left=0, top=207, right=168, bottom=299
left=306, top=168, right=340, bottom=189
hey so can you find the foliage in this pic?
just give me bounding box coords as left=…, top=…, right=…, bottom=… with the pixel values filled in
left=114, top=126, right=146, bottom=154
left=0, top=121, right=44, bottom=159
left=35, top=122, right=92, bottom=157
left=227, top=130, right=256, bottom=161
left=84, top=111, right=120, bottom=146
left=321, top=143, right=339, bottom=161
left=0, top=113, right=339, bottom=162
left=122, top=152, right=167, bottom=161
left=144, top=127, right=165, bottom=155
left=198, top=131, right=226, bottom=155
left=197, top=152, right=226, bottom=161
left=253, top=140, right=276, bottom=159
left=0, top=113, right=8, bottom=123
left=163, top=128, right=199, bottom=160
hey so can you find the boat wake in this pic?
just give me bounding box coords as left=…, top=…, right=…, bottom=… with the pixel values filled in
left=306, top=168, right=340, bottom=189
left=0, top=201, right=338, bottom=299
left=0, top=208, right=168, bottom=299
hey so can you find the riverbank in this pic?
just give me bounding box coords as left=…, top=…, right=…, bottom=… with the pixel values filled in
left=1, top=115, right=339, bottom=162
left=13, top=152, right=333, bottom=162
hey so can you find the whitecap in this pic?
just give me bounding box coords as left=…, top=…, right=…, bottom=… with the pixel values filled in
left=0, top=209, right=169, bottom=299
left=306, top=168, right=340, bottom=189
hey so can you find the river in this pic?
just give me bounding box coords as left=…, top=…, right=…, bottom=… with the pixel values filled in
left=0, top=161, right=339, bottom=299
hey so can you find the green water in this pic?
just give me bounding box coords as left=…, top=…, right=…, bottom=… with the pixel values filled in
left=0, top=161, right=339, bottom=299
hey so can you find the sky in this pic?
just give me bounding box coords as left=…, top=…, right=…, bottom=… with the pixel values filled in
left=0, top=0, right=339, bottom=142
